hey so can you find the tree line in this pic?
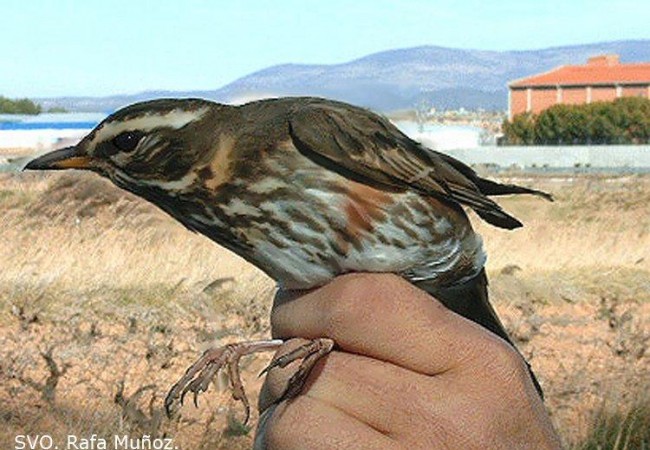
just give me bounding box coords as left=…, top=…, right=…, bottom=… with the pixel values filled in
left=501, top=97, right=650, bottom=145
left=0, top=96, right=42, bottom=114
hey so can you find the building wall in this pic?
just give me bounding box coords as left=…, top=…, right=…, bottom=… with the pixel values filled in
left=591, top=86, right=617, bottom=102
left=562, top=87, right=587, bottom=105
left=530, top=88, right=558, bottom=114
left=510, top=89, right=528, bottom=117
left=446, top=145, right=650, bottom=170
left=623, top=86, right=648, bottom=97
left=509, top=84, right=649, bottom=117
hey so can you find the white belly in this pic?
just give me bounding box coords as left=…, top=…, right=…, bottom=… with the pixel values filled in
left=247, top=184, right=486, bottom=290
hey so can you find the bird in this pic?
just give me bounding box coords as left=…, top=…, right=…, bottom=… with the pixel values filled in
left=25, top=96, right=551, bottom=421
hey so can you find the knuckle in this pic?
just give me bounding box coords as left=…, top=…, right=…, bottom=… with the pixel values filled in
left=322, top=293, right=358, bottom=335
left=480, top=337, right=530, bottom=393
left=490, top=339, right=527, bottom=371
left=322, top=273, right=402, bottom=334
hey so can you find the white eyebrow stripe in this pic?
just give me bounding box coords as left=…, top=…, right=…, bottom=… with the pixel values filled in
left=92, top=107, right=209, bottom=144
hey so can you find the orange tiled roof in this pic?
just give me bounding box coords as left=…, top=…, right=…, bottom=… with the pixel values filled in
left=510, top=62, right=650, bottom=88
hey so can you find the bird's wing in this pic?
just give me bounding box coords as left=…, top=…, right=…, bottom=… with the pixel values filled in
left=288, top=99, right=525, bottom=229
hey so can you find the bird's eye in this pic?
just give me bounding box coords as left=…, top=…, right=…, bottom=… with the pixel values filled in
left=112, top=131, right=145, bottom=152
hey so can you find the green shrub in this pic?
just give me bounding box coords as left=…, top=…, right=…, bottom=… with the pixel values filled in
left=0, top=96, right=42, bottom=114
left=502, top=97, right=650, bottom=145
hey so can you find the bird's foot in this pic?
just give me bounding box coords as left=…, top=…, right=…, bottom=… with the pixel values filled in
left=164, top=339, right=283, bottom=423
left=261, top=337, right=335, bottom=402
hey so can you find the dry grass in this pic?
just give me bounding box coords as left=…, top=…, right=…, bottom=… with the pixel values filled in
left=573, top=388, right=650, bottom=450
left=1, top=171, right=649, bottom=448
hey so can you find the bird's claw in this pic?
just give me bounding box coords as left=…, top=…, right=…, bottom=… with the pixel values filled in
left=260, top=337, right=335, bottom=402
left=165, top=339, right=284, bottom=424
left=164, top=337, right=334, bottom=424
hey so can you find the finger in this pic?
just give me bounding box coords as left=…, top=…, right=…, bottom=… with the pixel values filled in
left=253, top=404, right=277, bottom=450
left=255, top=394, right=400, bottom=450
left=260, top=346, right=438, bottom=436
left=258, top=338, right=315, bottom=412
left=271, top=273, right=506, bottom=376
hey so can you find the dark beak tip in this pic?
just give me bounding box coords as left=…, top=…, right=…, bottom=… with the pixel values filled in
left=22, top=146, right=89, bottom=171
left=23, top=159, right=42, bottom=171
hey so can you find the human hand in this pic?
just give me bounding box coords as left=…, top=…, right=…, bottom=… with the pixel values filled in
left=254, top=273, right=561, bottom=450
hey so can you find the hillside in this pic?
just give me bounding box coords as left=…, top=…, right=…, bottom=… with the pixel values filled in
left=37, top=40, right=650, bottom=112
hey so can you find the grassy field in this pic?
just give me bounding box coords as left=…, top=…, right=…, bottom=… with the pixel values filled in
left=1, top=171, right=649, bottom=449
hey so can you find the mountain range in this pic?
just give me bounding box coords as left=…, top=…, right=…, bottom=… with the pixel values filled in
left=37, top=40, right=650, bottom=113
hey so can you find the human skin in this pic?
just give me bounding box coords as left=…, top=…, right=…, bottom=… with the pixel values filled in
left=253, top=273, right=562, bottom=450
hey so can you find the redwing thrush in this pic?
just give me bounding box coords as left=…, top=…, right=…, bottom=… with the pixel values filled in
left=26, top=97, right=551, bottom=421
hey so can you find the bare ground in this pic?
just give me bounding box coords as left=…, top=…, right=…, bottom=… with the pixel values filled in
left=1, top=171, right=648, bottom=449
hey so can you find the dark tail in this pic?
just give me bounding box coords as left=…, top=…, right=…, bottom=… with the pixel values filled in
left=431, top=152, right=553, bottom=230
left=436, top=152, right=554, bottom=203
left=474, top=177, right=554, bottom=202
left=418, top=270, right=544, bottom=398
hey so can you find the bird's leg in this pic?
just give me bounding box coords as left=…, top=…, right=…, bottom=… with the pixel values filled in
left=261, top=337, right=335, bottom=401
left=164, top=337, right=335, bottom=424
left=164, top=339, right=283, bottom=423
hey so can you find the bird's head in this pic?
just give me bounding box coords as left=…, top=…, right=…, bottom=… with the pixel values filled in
left=24, top=98, right=220, bottom=193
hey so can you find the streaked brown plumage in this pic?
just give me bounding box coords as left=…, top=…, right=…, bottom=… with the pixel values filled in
left=25, top=96, right=550, bottom=417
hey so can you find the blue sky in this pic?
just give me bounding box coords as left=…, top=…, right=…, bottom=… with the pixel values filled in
left=2, top=0, right=649, bottom=97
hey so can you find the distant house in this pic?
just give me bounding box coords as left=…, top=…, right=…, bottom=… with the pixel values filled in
left=508, top=55, right=650, bottom=119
